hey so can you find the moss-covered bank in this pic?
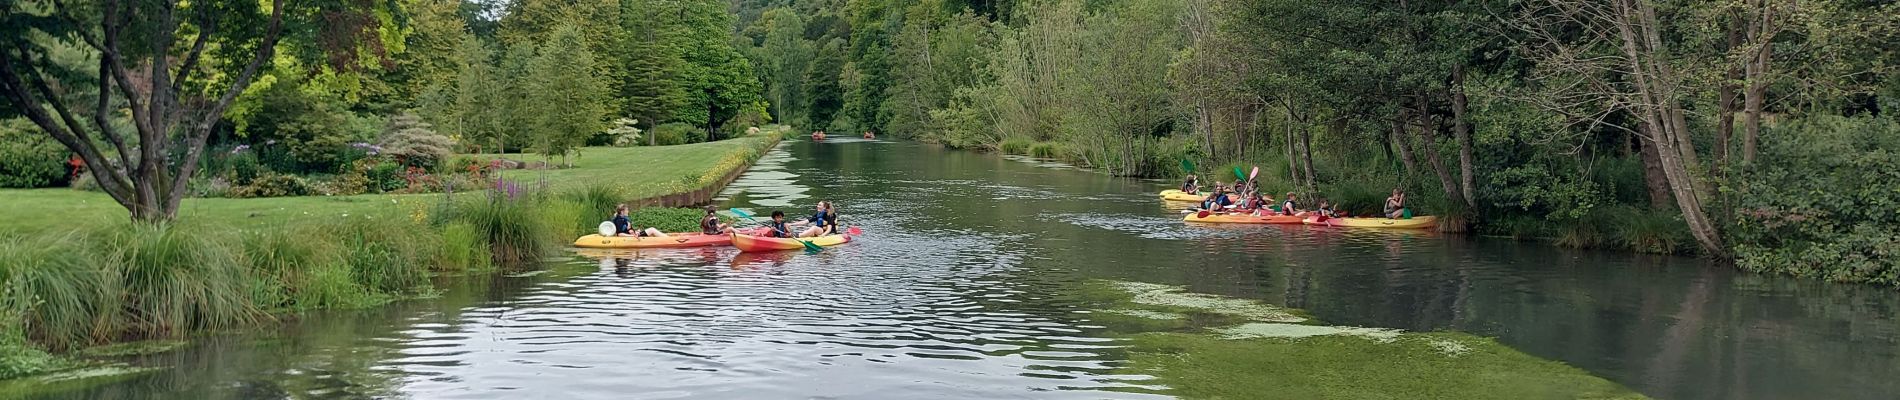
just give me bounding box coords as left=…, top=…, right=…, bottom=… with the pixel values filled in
left=1074, top=280, right=1646, bottom=399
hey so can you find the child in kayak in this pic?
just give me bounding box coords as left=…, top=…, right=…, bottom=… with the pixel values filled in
left=1384, top=188, right=1408, bottom=219
left=766, top=211, right=795, bottom=238
left=1180, top=175, right=1200, bottom=194
left=700, top=206, right=733, bottom=235
left=1316, top=199, right=1339, bottom=218
left=795, top=201, right=836, bottom=238
left=1280, top=192, right=1301, bottom=216
left=612, top=204, right=666, bottom=238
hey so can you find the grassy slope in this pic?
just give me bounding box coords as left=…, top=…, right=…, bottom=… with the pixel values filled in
left=0, top=137, right=767, bottom=233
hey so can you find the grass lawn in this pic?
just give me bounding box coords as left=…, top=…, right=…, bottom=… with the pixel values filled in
left=0, top=136, right=775, bottom=234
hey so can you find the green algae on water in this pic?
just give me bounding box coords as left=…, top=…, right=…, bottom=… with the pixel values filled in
left=1081, top=280, right=1648, bottom=400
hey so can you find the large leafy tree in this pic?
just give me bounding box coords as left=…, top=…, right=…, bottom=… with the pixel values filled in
left=526, top=24, right=609, bottom=165
left=0, top=0, right=374, bottom=222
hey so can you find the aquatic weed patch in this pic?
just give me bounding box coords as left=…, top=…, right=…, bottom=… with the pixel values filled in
left=1081, top=280, right=1646, bottom=399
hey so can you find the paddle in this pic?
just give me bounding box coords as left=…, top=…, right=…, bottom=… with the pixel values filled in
left=1248, top=166, right=1259, bottom=182
left=1232, top=167, right=1245, bottom=181
left=729, top=208, right=824, bottom=252
left=1180, top=158, right=1196, bottom=173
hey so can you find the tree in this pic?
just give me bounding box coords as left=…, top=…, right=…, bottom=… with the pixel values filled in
left=0, top=0, right=352, bottom=222
left=526, top=24, right=609, bottom=166
left=614, top=0, right=689, bottom=144
left=755, top=8, right=815, bottom=127
left=1509, top=0, right=1730, bottom=257
left=449, top=35, right=507, bottom=153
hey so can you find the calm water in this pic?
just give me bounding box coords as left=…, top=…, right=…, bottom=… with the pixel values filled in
left=46, top=140, right=1899, bottom=399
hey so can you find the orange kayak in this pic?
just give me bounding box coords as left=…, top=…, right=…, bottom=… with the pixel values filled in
left=1183, top=212, right=1306, bottom=224
left=731, top=232, right=852, bottom=252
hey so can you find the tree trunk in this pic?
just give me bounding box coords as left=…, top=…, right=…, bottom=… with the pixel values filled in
left=1638, top=125, right=1676, bottom=209
left=1299, top=118, right=1316, bottom=189
left=1415, top=95, right=1469, bottom=209
left=1741, top=0, right=1773, bottom=165
left=1716, top=11, right=1743, bottom=164
left=1615, top=0, right=1730, bottom=258
left=1292, top=112, right=1307, bottom=184
left=1450, top=65, right=1476, bottom=204
left=1389, top=115, right=1418, bottom=181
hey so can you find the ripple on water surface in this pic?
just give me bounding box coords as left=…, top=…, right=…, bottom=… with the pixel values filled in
left=378, top=226, right=1166, bottom=399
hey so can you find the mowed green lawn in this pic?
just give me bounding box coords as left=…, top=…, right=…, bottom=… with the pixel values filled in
left=0, top=137, right=773, bottom=234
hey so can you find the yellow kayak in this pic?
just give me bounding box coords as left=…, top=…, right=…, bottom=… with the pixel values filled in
left=1302, top=216, right=1438, bottom=229
left=1159, top=189, right=1206, bottom=202
left=1183, top=212, right=1306, bottom=224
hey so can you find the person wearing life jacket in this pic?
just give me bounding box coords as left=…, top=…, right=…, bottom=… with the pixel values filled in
left=612, top=204, right=666, bottom=238
left=699, top=206, right=732, bottom=235
left=795, top=201, right=837, bottom=238
left=1180, top=175, right=1200, bottom=194
left=1280, top=192, right=1301, bottom=216
left=766, top=211, right=795, bottom=238
left=1384, top=188, right=1408, bottom=219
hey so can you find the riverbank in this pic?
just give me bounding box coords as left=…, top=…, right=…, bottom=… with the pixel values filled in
left=0, top=131, right=783, bottom=383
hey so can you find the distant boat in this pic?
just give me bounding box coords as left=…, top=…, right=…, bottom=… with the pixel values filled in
left=812, top=132, right=826, bottom=140
left=863, top=132, right=875, bottom=139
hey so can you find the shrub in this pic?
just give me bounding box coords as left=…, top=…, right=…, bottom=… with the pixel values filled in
left=998, top=137, right=1032, bottom=155
left=560, top=184, right=627, bottom=218
left=232, top=173, right=313, bottom=198
left=451, top=196, right=552, bottom=265
left=228, top=152, right=263, bottom=185
left=436, top=222, right=492, bottom=273
left=1616, top=211, right=1691, bottom=255
left=366, top=161, right=407, bottom=193
left=650, top=123, right=699, bottom=146
left=1731, top=115, right=1900, bottom=284
left=1029, top=142, right=1064, bottom=159
left=93, top=224, right=259, bottom=341
left=628, top=207, right=715, bottom=233
left=0, top=119, right=71, bottom=188
left=379, top=113, right=455, bottom=169
left=604, top=118, right=642, bottom=147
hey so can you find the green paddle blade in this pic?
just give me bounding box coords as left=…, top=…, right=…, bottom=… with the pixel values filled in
left=1233, top=167, right=1245, bottom=180
left=729, top=208, right=754, bottom=219
left=1181, top=159, right=1195, bottom=173
left=1402, top=208, right=1413, bottom=219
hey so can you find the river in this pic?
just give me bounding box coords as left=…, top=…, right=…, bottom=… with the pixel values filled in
left=44, top=139, right=1899, bottom=399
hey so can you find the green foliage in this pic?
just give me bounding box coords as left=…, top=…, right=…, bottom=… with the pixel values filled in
left=604, top=118, right=644, bottom=147
left=436, top=222, right=493, bottom=274
left=1731, top=116, right=1900, bottom=284
left=228, top=153, right=263, bottom=186
left=232, top=174, right=314, bottom=198
left=365, top=162, right=407, bottom=193
left=241, top=76, right=357, bottom=174
left=527, top=25, right=613, bottom=163
left=0, top=119, right=69, bottom=189
left=650, top=123, right=701, bottom=146
left=450, top=194, right=554, bottom=265
left=1029, top=142, right=1065, bottom=159
left=379, top=113, right=455, bottom=169
left=998, top=137, right=1032, bottom=155
left=626, top=207, right=717, bottom=233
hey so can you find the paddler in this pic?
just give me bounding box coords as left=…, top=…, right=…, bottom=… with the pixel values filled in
left=794, top=201, right=837, bottom=238
left=766, top=211, right=795, bottom=238
left=1280, top=192, right=1301, bottom=216
left=1180, top=175, right=1200, bottom=194
left=1384, top=188, right=1408, bottom=219
left=700, top=206, right=733, bottom=235
left=612, top=204, right=667, bottom=238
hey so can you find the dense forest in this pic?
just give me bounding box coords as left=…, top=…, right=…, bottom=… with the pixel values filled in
left=3, top=0, right=1899, bottom=284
